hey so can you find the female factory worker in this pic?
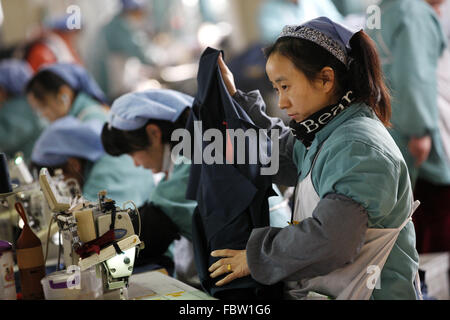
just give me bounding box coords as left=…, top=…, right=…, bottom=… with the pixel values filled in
left=25, top=62, right=109, bottom=123
left=366, top=0, right=448, bottom=188
left=31, top=116, right=154, bottom=213
left=100, top=89, right=198, bottom=281
left=27, top=62, right=155, bottom=211
left=88, top=0, right=153, bottom=100
left=0, top=59, right=46, bottom=160
left=209, top=17, right=420, bottom=300
left=367, top=0, right=449, bottom=255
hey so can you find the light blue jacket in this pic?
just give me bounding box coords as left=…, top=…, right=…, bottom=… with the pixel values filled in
left=89, top=14, right=151, bottom=99
left=68, top=92, right=109, bottom=123
left=367, top=0, right=449, bottom=186
left=0, top=97, right=47, bottom=161
left=292, top=104, right=418, bottom=299
left=149, top=157, right=197, bottom=241
left=82, top=154, right=155, bottom=208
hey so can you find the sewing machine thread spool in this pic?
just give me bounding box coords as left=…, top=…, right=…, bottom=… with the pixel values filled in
left=74, top=210, right=96, bottom=243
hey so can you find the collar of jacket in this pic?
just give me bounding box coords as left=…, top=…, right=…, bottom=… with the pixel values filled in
left=68, top=92, right=96, bottom=118
left=293, top=102, right=373, bottom=180
left=289, top=91, right=354, bottom=147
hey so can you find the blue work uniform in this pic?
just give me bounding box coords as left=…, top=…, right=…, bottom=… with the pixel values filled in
left=367, top=0, right=449, bottom=186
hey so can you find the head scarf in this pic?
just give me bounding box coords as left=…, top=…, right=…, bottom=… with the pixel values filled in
left=32, top=116, right=105, bottom=166
left=38, top=63, right=107, bottom=104
left=108, top=89, right=193, bottom=130
left=0, top=59, right=32, bottom=96
left=278, top=16, right=359, bottom=67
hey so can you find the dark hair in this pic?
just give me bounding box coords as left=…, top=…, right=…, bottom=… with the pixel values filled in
left=264, top=30, right=391, bottom=127
left=25, top=70, right=77, bottom=101
left=101, top=108, right=191, bottom=156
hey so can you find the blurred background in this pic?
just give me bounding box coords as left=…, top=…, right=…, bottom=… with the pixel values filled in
left=0, top=0, right=383, bottom=121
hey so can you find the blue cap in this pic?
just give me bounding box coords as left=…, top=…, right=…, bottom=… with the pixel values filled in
left=108, top=89, right=193, bottom=131
left=38, top=63, right=107, bottom=104
left=278, top=16, right=358, bottom=66
left=121, top=0, right=147, bottom=11
left=31, top=116, right=105, bottom=166
left=0, top=59, right=32, bottom=96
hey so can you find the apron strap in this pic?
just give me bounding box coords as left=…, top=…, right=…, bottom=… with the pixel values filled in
left=414, top=271, right=423, bottom=300
left=398, top=200, right=420, bottom=231
left=290, top=143, right=325, bottom=224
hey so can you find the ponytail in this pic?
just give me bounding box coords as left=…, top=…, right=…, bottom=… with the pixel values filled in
left=347, top=30, right=391, bottom=127
left=264, top=30, right=392, bottom=127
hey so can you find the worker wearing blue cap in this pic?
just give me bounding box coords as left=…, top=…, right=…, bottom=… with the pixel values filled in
left=88, top=0, right=152, bottom=101
left=26, top=63, right=109, bottom=123
left=0, top=59, right=47, bottom=160
left=101, top=89, right=198, bottom=280
left=31, top=116, right=154, bottom=210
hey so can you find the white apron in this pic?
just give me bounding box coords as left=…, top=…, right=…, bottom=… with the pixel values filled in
left=287, top=147, right=422, bottom=300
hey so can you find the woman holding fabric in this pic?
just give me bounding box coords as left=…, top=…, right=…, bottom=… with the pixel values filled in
left=208, top=17, right=421, bottom=300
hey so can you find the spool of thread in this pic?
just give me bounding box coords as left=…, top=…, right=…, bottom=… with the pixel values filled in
left=74, top=210, right=96, bottom=243
left=0, top=153, right=13, bottom=194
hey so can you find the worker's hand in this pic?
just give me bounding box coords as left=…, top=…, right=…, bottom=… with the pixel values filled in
left=408, top=135, right=432, bottom=167
left=218, top=54, right=237, bottom=97
left=208, top=249, right=250, bottom=286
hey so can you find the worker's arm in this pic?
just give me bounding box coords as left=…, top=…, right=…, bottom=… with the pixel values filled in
left=246, top=193, right=368, bottom=284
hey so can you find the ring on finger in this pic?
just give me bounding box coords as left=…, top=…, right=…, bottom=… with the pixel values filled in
left=227, top=264, right=232, bottom=272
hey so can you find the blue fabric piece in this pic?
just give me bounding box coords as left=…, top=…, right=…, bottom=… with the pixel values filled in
left=0, top=59, right=32, bottom=96
left=39, top=63, right=107, bottom=104
left=109, top=89, right=193, bottom=130
left=31, top=116, right=105, bottom=166
left=186, top=47, right=282, bottom=299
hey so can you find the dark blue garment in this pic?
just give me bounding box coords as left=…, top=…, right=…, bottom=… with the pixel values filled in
left=186, top=47, right=282, bottom=299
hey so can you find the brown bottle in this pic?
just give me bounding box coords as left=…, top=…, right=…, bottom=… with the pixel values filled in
left=15, top=202, right=46, bottom=300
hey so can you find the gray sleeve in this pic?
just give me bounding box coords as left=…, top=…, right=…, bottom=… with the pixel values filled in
left=245, top=193, right=368, bottom=285
left=233, top=90, right=298, bottom=186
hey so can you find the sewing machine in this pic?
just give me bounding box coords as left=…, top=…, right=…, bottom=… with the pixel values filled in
left=38, top=168, right=143, bottom=299
left=0, top=153, right=58, bottom=246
